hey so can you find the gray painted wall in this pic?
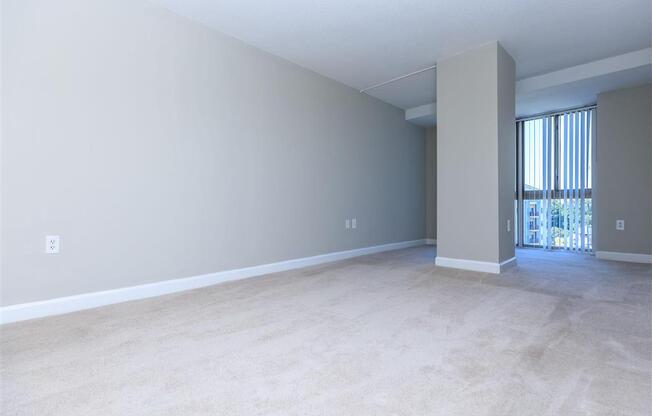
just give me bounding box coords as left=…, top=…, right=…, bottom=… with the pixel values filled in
left=437, top=42, right=515, bottom=264
left=496, top=46, right=516, bottom=263
left=595, top=84, right=652, bottom=255
left=425, top=127, right=437, bottom=240
left=0, top=0, right=426, bottom=306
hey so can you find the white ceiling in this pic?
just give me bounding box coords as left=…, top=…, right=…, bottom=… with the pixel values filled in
left=516, top=64, right=652, bottom=117
left=366, top=68, right=437, bottom=110
left=152, top=0, right=651, bottom=116
left=404, top=48, right=652, bottom=125
left=405, top=66, right=652, bottom=125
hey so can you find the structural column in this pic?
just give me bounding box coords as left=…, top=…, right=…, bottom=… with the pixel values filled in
left=435, top=42, right=516, bottom=273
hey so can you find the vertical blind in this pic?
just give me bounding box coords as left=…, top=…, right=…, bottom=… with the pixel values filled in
left=516, top=107, right=595, bottom=251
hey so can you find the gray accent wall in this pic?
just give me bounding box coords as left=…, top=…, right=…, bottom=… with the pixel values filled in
left=595, top=84, right=652, bottom=255
left=0, top=0, right=426, bottom=306
left=425, top=127, right=437, bottom=241
left=436, top=42, right=515, bottom=265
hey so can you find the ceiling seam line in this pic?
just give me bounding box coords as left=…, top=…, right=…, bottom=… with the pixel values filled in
left=360, top=64, right=437, bottom=94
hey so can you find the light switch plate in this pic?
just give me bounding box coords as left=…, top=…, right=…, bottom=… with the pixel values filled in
left=345, top=219, right=350, bottom=229
left=352, top=218, right=357, bottom=229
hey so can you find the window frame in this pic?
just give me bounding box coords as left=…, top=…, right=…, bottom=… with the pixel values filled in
left=515, top=107, right=596, bottom=249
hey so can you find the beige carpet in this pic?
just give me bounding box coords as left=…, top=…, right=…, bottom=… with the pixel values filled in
left=1, top=246, right=651, bottom=415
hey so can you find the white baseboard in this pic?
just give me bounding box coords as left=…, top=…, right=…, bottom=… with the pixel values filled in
left=0, top=239, right=426, bottom=325
left=595, top=251, right=652, bottom=264
left=425, top=238, right=437, bottom=245
left=435, top=256, right=517, bottom=274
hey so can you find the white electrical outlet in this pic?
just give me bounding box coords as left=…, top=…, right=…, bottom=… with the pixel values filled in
left=345, top=219, right=350, bottom=229
left=616, top=219, right=625, bottom=231
left=352, top=218, right=357, bottom=229
left=45, top=235, right=60, bottom=254
left=507, top=219, right=511, bottom=232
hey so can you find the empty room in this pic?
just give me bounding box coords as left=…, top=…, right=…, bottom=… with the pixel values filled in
left=1, top=0, right=651, bottom=415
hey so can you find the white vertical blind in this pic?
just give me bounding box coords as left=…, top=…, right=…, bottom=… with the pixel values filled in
left=517, top=107, right=594, bottom=251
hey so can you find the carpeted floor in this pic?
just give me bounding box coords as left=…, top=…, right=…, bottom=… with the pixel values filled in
left=1, top=246, right=651, bottom=415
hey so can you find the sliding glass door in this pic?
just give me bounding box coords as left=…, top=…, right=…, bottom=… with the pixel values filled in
left=516, top=108, right=595, bottom=251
